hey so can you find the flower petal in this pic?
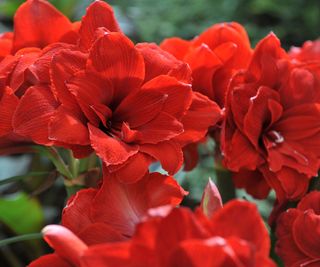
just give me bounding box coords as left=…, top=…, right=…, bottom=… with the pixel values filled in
left=87, top=32, right=145, bottom=104
left=79, top=0, right=120, bottom=50
left=49, top=105, right=90, bottom=145
left=13, top=0, right=75, bottom=52
left=13, top=86, right=58, bottom=145
left=140, top=140, right=183, bottom=175
left=88, top=124, right=139, bottom=166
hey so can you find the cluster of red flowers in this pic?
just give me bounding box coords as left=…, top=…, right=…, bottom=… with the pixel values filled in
left=0, top=1, right=319, bottom=266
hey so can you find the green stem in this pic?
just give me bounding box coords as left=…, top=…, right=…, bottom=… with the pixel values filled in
left=33, top=146, right=73, bottom=179
left=68, top=150, right=79, bottom=178
left=0, top=172, right=50, bottom=186
left=0, top=233, right=43, bottom=247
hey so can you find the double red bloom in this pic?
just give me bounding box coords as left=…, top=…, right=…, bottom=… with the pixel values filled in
left=222, top=33, right=320, bottom=201
left=0, top=0, right=120, bottom=153
left=46, top=30, right=221, bottom=182
left=276, top=191, right=320, bottom=267
left=30, top=199, right=275, bottom=267
left=62, top=168, right=187, bottom=244
left=161, top=22, right=252, bottom=107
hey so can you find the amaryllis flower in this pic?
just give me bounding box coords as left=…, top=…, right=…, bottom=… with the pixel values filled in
left=161, top=22, right=252, bottom=107
left=160, top=22, right=250, bottom=170
left=0, top=0, right=121, bottom=153
left=9, top=0, right=119, bottom=54
left=48, top=30, right=221, bottom=182
left=61, top=168, right=187, bottom=244
left=222, top=33, right=320, bottom=202
left=29, top=199, right=275, bottom=267
left=276, top=191, right=320, bottom=267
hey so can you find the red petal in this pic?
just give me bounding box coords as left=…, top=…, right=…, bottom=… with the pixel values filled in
left=42, top=225, right=87, bottom=265
left=13, top=0, right=75, bottom=52
left=169, top=237, right=244, bottom=267
left=146, top=172, right=187, bottom=207
left=0, top=87, right=18, bottom=136
left=78, top=223, right=125, bottom=245
left=276, top=209, right=307, bottom=267
left=160, top=37, right=191, bottom=60
left=243, top=86, right=280, bottom=147
left=82, top=242, right=131, bottom=267
left=223, top=130, right=264, bottom=171
left=13, top=86, right=58, bottom=145
left=134, top=112, right=184, bottom=144
left=51, top=49, right=87, bottom=112
left=107, top=153, right=152, bottom=183
left=9, top=49, right=39, bottom=93
left=27, top=43, right=74, bottom=85
left=248, top=33, right=287, bottom=87
left=184, top=44, right=222, bottom=100
left=276, top=167, right=309, bottom=200
left=28, top=254, right=72, bottom=267
left=141, top=75, right=193, bottom=119
left=62, top=188, right=96, bottom=234
left=113, top=89, right=166, bottom=128
left=177, top=92, right=222, bottom=145
left=210, top=200, right=270, bottom=257
left=0, top=32, right=13, bottom=61
left=155, top=208, right=210, bottom=266
left=87, top=32, right=145, bottom=104
left=293, top=210, right=320, bottom=259
left=79, top=0, right=120, bottom=50
left=136, top=42, right=192, bottom=83
left=49, top=105, right=90, bottom=145
left=88, top=124, right=139, bottom=166
left=67, top=70, right=113, bottom=126
left=297, top=191, right=320, bottom=214
left=140, top=140, right=183, bottom=175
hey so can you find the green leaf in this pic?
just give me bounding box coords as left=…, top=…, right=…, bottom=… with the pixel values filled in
left=0, top=193, right=44, bottom=234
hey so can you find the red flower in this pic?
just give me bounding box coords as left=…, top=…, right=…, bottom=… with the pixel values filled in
left=61, top=168, right=187, bottom=244
left=0, top=0, right=121, bottom=154
left=160, top=22, right=250, bottom=170
left=276, top=191, right=320, bottom=267
left=48, top=30, right=221, bottom=181
left=29, top=200, right=275, bottom=267
left=161, top=22, right=252, bottom=107
left=222, top=33, right=320, bottom=202
left=11, top=0, right=119, bottom=53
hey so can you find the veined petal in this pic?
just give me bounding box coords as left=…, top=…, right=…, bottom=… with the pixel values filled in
left=79, top=0, right=120, bottom=50
left=87, top=32, right=145, bottom=104
left=13, top=86, right=58, bottom=145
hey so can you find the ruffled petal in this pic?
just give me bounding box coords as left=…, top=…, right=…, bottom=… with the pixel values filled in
left=13, top=86, right=58, bottom=145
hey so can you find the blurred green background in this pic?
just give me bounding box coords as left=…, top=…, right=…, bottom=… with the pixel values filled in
left=0, top=0, right=319, bottom=48
left=0, top=0, right=318, bottom=266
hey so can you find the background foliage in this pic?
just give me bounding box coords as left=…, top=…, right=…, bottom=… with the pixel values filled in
left=0, top=0, right=318, bottom=266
